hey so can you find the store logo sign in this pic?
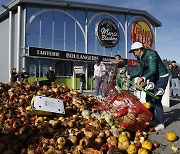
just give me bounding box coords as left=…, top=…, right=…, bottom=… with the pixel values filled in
left=131, top=20, right=153, bottom=46
left=97, top=19, right=119, bottom=48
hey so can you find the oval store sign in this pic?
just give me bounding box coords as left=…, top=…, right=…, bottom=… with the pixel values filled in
left=131, top=20, right=153, bottom=46
left=97, top=19, right=119, bottom=48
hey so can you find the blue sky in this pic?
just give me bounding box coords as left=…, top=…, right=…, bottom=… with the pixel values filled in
left=1, top=0, right=180, bottom=63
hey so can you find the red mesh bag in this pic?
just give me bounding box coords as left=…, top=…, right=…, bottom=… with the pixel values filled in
left=94, top=67, right=153, bottom=132
left=94, top=87, right=119, bottom=112
left=95, top=90, right=153, bottom=132
left=115, top=91, right=152, bottom=132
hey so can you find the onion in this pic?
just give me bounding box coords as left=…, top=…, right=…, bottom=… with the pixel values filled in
left=95, top=137, right=102, bottom=144
left=84, top=131, right=94, bottom=139
left=81, top=110, right=90, bottom=117
left=57, top=137, right=66, bottom=145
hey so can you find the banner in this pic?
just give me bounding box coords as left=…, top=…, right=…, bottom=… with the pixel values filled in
left=28, top=47, right=115, bottom=62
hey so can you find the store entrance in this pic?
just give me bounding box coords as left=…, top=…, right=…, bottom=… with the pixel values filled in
left=87, top=62, right=95, bottom=91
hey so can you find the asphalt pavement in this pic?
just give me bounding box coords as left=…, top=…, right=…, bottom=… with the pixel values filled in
left=148, top=97, right=180, bottom=153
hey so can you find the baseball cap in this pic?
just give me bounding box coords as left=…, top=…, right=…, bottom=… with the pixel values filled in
left=171, top=60, right=176, bottom=63
left=129, top=42, right=143, bottom=53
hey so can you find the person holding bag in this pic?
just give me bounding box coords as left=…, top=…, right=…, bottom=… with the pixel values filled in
left=129, top=42, right=168, bottom=131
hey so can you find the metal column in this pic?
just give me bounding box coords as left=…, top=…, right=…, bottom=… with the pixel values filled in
left=17, top=6, right=21, bottom=76
left=8, top=11, right=12, bottom=82
left=85, top=11, right=88, bottom=90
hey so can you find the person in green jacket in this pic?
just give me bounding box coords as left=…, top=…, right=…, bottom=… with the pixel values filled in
left=129, top=42, right=169, bottom=131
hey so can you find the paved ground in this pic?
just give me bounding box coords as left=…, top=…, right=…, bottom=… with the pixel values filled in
left=82, top=90, right=180, bottom=153
left=148, top=98, right=180, bottom=153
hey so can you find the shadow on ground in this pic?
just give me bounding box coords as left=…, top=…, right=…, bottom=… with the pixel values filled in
left=164, top=99, right=180, bottom=127
left=170, top=98, right=180, bottom=107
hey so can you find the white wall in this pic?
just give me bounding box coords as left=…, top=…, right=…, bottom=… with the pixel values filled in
left=0, top=18, right=9, bottom=83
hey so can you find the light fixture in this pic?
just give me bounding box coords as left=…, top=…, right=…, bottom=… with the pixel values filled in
left=65, top=2, right=72, bottom=7
left=1, top=4, right=9, bottom=10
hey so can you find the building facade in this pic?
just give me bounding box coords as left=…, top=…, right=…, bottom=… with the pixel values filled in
left=0, top=0, right=161, bottom=89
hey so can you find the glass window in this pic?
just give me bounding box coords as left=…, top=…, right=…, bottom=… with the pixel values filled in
left=88, top=22, right=95, bottom=35
left=42, top=65, right=49, bottom=77
left=87, top=63, right=94, bottom=78
left=88, top=18, right=100, bottom=54
left=118, top=26, right=126, bottom=58
left=54, top=12, right=64, bottom=40
left=55, top=61, right=73, bottom=76
left=40, top=59, right=53, bottom=77
left=118, top=14, right=126, bottom=28
left=26, top=7, right=40, bottom=20
left=96, top=40, right=104, bottom=55
left=27, top=16, right=40, bottom=35
left=26, top=58, right=39, bottom=77
left=64, top=61, right=73, bottom=75
left=119, top=40, right=126, bottom=58
left=26, top=35, right=40, bottom=47
left=66, top=9, right=75, bottom=17
left=26, top=8, right=86, bottom=54
left=29, top=65, right=36, bottom=77
left=111, top=13, right=119, bottom=20
left=105, top=48, right=113, bottom=56
left=54, top=39, right=64, bottom=50
left=88, top=33, right=95, bottom=54
left=76, top=10, right=85, bottom=29
left=111, top=44, right=119, bottom=56
left=55, top=62, right=61, bottom=76
left=41, top=11, right=53, bottom=37
left=88, top=11, right=95, bottom=22
left=65, top=16, right=75, bottom=41
left=76, top=26, right=85, bottom=52
left=65, top=40, right=75, bottom=51
left=76, top=42, right=85, bottom=53
left=76, top=26, right=84, bottom=43
left=41, top=37, right=52, bottom=49
left=26, top=7, right=128, bottom=58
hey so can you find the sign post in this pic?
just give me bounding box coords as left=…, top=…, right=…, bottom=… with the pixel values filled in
left=73, top=66, right=85, bottom=90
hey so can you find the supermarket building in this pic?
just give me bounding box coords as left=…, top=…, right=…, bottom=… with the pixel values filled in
left=0, top=0, right=161, bottom=89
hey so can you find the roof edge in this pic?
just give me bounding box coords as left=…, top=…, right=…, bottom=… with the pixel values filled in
left=0, top=0, right=162, bottom=27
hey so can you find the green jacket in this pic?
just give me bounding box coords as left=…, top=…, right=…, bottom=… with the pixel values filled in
left=129, top=49, right=168, bottom=81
